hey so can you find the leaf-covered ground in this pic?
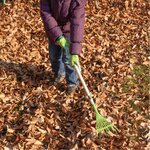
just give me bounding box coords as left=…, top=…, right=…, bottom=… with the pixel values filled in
left=0, top=0, right=149, bottom=149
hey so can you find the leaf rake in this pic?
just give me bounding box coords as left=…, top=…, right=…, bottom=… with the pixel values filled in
left=74, top=64, right=118, bottom=134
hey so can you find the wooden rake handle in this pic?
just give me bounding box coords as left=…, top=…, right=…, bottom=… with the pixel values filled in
left=74, top=64, right=95, bottom=105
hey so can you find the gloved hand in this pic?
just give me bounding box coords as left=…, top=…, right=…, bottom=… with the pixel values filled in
left=70, top=54, right=80, bottom=67
left=56, top=35, right=69, bottom=49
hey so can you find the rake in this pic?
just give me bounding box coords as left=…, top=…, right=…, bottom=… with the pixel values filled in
left=74, top=64, right=118, bottom=133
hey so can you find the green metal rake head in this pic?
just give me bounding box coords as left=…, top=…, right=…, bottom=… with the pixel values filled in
left=96, top=112, right=118, bottom=133
left=92, top=103, right=118, bottom=134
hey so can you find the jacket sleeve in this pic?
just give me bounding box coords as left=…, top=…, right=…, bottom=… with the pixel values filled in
left=70, top=0, right=86, bottom=55
left=40, top=0, right=63, bottom=41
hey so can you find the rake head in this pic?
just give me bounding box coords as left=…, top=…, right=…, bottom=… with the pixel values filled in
left=96, top=112, right=118, bottom=133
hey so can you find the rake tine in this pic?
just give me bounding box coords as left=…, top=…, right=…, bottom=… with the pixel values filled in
left=105, top=128, right=109, bottom=132
left=113, top=126, right=119, bottom=132
left=104, top=129, right=110, bottom=136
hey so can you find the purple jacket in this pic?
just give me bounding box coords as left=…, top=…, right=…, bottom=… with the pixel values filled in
left=40, top=0, right=85, bottom=55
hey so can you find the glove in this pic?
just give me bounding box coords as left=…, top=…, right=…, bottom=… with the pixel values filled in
left=70, top=54, right=80, bottom=67
left=56, top=35, right=69, bottom=49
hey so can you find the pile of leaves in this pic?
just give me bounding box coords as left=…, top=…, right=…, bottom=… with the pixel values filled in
left=0, top=0, right=149, bottom=149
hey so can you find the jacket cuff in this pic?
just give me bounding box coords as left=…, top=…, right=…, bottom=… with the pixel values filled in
left=47, top=26, right=63, bottom=42
left=70, top=43, right=82, bottom=55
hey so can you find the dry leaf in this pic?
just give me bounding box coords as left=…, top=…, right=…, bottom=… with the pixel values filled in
left=0, top=0, right=149, bottom=149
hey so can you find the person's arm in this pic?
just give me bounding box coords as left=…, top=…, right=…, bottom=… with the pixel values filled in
left=40, top=0, right=63, bottom=41
left=70, top=0, right=86, bottom=55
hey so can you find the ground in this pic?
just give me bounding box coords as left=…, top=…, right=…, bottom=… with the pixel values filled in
left=0, top=0, right=149, bottom=149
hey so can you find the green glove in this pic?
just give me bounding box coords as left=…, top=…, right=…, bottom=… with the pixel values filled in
left=70, top=54, right=80, bottom=67
left=56, top=35, right=69, bottom=49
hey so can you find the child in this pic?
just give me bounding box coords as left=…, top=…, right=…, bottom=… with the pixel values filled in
left=40, top=0, right=85, bottom=94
